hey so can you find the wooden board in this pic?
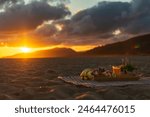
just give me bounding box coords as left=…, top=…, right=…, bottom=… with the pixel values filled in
left=58, top=76, right=150, bottom=88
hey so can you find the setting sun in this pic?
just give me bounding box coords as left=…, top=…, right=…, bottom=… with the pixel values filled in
left=20, top=47, right=31, bottom=53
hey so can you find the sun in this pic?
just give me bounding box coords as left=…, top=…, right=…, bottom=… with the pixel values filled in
left=20, top=47, right=31, bottom=53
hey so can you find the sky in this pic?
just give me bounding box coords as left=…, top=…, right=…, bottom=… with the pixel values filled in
left=69, top=0, right=131, bottom=14
left=0, top=0, right=149, bottom=57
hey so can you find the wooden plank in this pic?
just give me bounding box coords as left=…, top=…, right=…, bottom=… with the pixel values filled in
left=58, top=76, right=150, bottom=88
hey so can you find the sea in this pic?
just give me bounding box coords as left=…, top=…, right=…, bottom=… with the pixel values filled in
left=0, top=56, right=150, bottom=99
left=0, top=56, right=150, bottom=78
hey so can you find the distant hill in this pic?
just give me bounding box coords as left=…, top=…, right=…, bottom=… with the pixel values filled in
left=83, top=34, right=150, bottom=56
left=5, top=34, right=150, bottom=58
left=6, top=48, right=77, bottom=58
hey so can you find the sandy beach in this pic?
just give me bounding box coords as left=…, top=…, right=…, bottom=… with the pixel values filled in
left=0, top=56, right=150, bottom=100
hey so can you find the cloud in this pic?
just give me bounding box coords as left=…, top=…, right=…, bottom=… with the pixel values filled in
left=1, top=0, right=150, bottom=48
left=46, top=0, right=70, bottom=4
left=51, top=0, right=150, bottom=46
left=70, top=1, right=130, bottom=35
left=0, top=0, right=20, bottom=5
left=0, top=0, right=70, bottom=32
left=0, top=0, right=24, bottom=8
left=46, top=1, right=131, bottom=46
left=34, top=24, right=58, bottom=38
left=68, top=0, right=150, bottom=36
left=125, top=0, right=150, bottom=34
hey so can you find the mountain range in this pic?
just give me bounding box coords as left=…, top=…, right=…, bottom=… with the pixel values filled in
left=84, top=34, right=150, bottom=56
left=6, top=48, right=77, bottom=58
left=5, top=34, right=150, bottom=58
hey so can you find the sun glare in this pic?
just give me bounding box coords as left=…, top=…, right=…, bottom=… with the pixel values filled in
left=20, top=47, right=31, bottom=53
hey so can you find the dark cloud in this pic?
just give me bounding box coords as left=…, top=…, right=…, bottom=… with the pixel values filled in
left=0, top=0, right=70, bottom=32
left=0, top=0, right=24, bottom=8
left=131, top=0, right=150, bottom=12
left=125, top=0, right=150, bottom=34
left=67, top=0, right=150, bottom=37
left=0, top=0, right=70, bottom=5
left=26, top=2, right=131, bottom=45
left=0, top=0, right=20, bottom=5
left=67, top=1, right=130, bottom=36
left=43, top=1, right=131, bottom=46
left=1, top=0, right=150, bottom=48
left=50, top=0, right=150, bottom=46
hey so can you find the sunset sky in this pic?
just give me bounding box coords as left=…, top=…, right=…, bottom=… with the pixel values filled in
left=0, top=0, right=149, bottom=57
